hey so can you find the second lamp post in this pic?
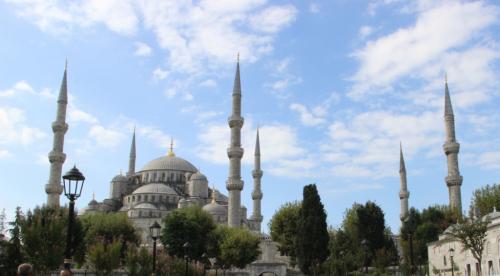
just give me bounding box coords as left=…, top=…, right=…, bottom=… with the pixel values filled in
left=149, top=221, right=161, bottom=274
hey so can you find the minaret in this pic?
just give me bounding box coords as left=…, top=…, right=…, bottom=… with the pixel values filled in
left=443, top=76, right=463, bottom=220
left=399, top=143, right=409, bottom=222
left=226, top=55, right=244, bottom=228
left=45, top=63, right=69, bottom=207
left=251, top=129, right=263, bottom=232
left=127, top=128, right=136, bottom=177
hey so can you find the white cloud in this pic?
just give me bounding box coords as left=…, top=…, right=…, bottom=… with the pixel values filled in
left=249, top=5, right=297, bottom=33
left=195, top=111, right=220, bottom=123
left=197, top=120, right=312, bottom=177
left=0, top=81, right=55, bottom=98
left=152, top=67, right=169, bottom=80
left=290, top=103, right=325, bottom=126
left=358, top=25, right=373, bottom=39
left=0, top=106, right=46, bottom=146
left=68, top=107, right=99, bottom=124
left=0, top=149, right=11, bottom=159
left=88, top=125, right=125, bottom=148
left=309, top=3, right=320, bottom=13
left=199, top=79, right=217, bottom=88
left=134, top=41, right=152, bottom=56
left=137, top=125, right=171, bottom=150
left=6, top=0, right=297, bottom=74
left=350, top=1, right=499, bottom=99
left=477, top=151, right=500, bottom=170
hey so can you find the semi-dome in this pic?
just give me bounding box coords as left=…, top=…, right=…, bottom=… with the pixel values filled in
left=191, top=171, right=207, bottom=181
left=112, top=174, right=128, bottom=182
left=203, top=202, right=227, bottom=215
left=133, top=203, right=157, bottom=209
left=140, top=155, right=197, bottom=172
left=132, top=183, right=178, bottom=195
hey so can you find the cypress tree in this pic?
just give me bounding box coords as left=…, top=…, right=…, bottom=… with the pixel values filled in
left=296, top=184, right=329, bottom=275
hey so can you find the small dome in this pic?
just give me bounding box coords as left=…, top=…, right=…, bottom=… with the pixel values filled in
left=203, top=202, right=227, bottom=215
left=132, top=183, right=178, bottom=195
left=112, top=174, right=128, bottom=182
left=191, top=171, right=207, bottom=181
left=88, top=199, right=98, bottom=206
left=140, top=155, right=197, bottom=172
left=133, top=203, right=157, bottom=210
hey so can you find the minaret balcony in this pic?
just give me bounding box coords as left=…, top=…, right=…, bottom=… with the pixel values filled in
left=252, top=170, right=263, bottom=178
left=399, top=191, right=409, bottom=199
left=52, top=121, right=68, bottom=133
left=445, top=175, right=463, bottom=187
left=443, top=142, right=460, bottom=154
left=228, top=116, right=244, bottom=128
left=226, top=178, right=243, bottom=190
left=45, top=183, right=63, bottom=194
left=48, top=151, right=66, bottom=163
left=227, top=147, right=244, bottom=158
left=251, top=191, right=263, bottom=200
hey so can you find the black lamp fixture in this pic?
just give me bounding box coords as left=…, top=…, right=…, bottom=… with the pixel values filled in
left=183, top=242, right=191, bottom=276
left=62, top=165, right=85, bottom=271
left=150, top=221, right=161, bottom=273
left=449, top=248, right=455, bottom=276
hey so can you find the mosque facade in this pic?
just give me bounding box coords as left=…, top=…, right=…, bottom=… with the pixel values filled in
left=44, top=60, right=264, bottom=242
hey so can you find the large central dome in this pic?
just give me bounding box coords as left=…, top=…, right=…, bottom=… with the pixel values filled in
left=140, top=155, right=197, bottom=173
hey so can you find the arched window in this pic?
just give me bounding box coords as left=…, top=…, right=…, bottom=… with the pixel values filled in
left=171, top=173, right=175, bottom=181
left=153, top=173, right=157, bottom=181
left=138, top=195, right=142, bottom=201
left=152, top=195, right=156, bottom=202
left=132, top=196, right=135, bottom=202
left=162, top=173, right=165, bottom=181
left=144, top=195, right=148, bottom=201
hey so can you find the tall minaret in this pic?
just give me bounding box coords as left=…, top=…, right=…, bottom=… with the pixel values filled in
left=251, top=129, right=263, bottom=232
left=443, top=76, right=463, bottom=220
left=226, top=56, right=244, bottom=228
left=45, top=63, right=69, bottom=207
left=127, top=128, right=136, bottom=177
left=399, top=143, right=409, bottom=222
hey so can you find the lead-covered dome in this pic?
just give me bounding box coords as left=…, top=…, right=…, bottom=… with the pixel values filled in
left=140, top=155, right=197, bottom=172
left=132, top=183, right=178, bottom=195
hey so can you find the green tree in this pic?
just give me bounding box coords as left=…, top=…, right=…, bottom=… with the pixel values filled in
left=160, top=206, right=215, bottom=260
left=125, top=245, right=153, bottom=276
left=447, top=217, right=489, bottom=275
left=214, top=226, right=260, bottom=269
left=4, top=207, right=23, bottom=274
left=296, top=184, right=329, bottom=275
left=469, top=184, right=500, bottom=218
left=268, top=201, right=301, bottom=265
left=87, top=239, right=122, bottom=276
left=324, top=229, right=358, bottom=275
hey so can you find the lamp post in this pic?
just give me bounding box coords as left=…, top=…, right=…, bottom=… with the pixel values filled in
left=62, top=165, right=85, bottom=271
left=183, top=242, right=191, bottom=276
left=449, top=248, right=455, bottom=276
left=149, top=221, right=161, bottom=274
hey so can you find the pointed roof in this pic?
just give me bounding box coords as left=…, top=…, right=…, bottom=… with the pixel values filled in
left=58, top=62, right=68, bottom=104
left=130, top=128, right=136, bottom=157
left=232, top=54, right=241, bottom=95
left=399, top=142, right=406, bottom=173
left=255, top=129, right=260, bottom=156
left=444, top=76, right=454, bottom=116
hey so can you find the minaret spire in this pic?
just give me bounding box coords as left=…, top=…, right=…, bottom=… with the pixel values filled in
left=399, top=142, right=409, bottom=222
left=226, top=56, right=244, bottom=227
left=443, top=77, right=463, bottom=221
left=251, top=129, right=263, bottom=232
left=127, top=128, right=136, bottom=177
left=45, top=63, right=69, bottom=207
left=168, top=137, right=175, bottom=157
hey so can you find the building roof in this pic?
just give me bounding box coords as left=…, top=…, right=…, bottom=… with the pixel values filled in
left=190, top=171, right=207, bottom=181
left=140, top=155, right=197, bottom=172
left=112, top=174, right=128, bottom=182
left=132, top=203, right=157, bottom=210
left=132, top=183, right=178, bottom=195
left=203, top=202, right=227, bottom=215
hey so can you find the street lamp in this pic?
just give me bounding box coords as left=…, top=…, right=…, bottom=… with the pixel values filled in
left=183, top=242, right=191, bottom=276
left=449, top=248, right=455, bottom=276
left=149, top=221, right=161, bottom=274
left=62, top=165, right=85, bottom=271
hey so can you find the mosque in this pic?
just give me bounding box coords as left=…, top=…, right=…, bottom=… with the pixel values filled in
left=43, top=59, right=265, bottom=242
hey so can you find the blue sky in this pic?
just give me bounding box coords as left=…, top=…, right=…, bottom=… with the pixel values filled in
left=1, top=0, right=500, bottom=233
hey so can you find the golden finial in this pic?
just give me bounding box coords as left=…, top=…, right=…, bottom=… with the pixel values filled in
left=168, top=137, right=175, bottom=157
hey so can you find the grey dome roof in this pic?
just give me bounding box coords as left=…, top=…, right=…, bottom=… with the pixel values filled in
left=133, top=203, right=157, bottom=209
left=132, top=183, right=178, bottom=195
left=88, top=199, right=98, bottom=206
left=112, top=174, right=128, bottom=182
left=203, top=202, right=227, bottom=215
left=191, top=171, right=207, bottom=181
left=140, top=155, right=197, bottom=172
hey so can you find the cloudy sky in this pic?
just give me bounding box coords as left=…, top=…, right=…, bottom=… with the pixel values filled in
left=1, top=0, right=499, bottom=233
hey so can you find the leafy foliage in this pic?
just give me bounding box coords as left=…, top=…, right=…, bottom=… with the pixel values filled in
left=214, top=226, right=260, bottom=269
left=87, top=239, right=122, bottom=276
left=160, top=206, right=216, bottom=260
left=296, top=184, right=329, bottom=275
left=469, top=184, right=500, bottom=218
left=125, top=244, right=153, bottom=276
left=268, top=201, right=301, bottom=264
